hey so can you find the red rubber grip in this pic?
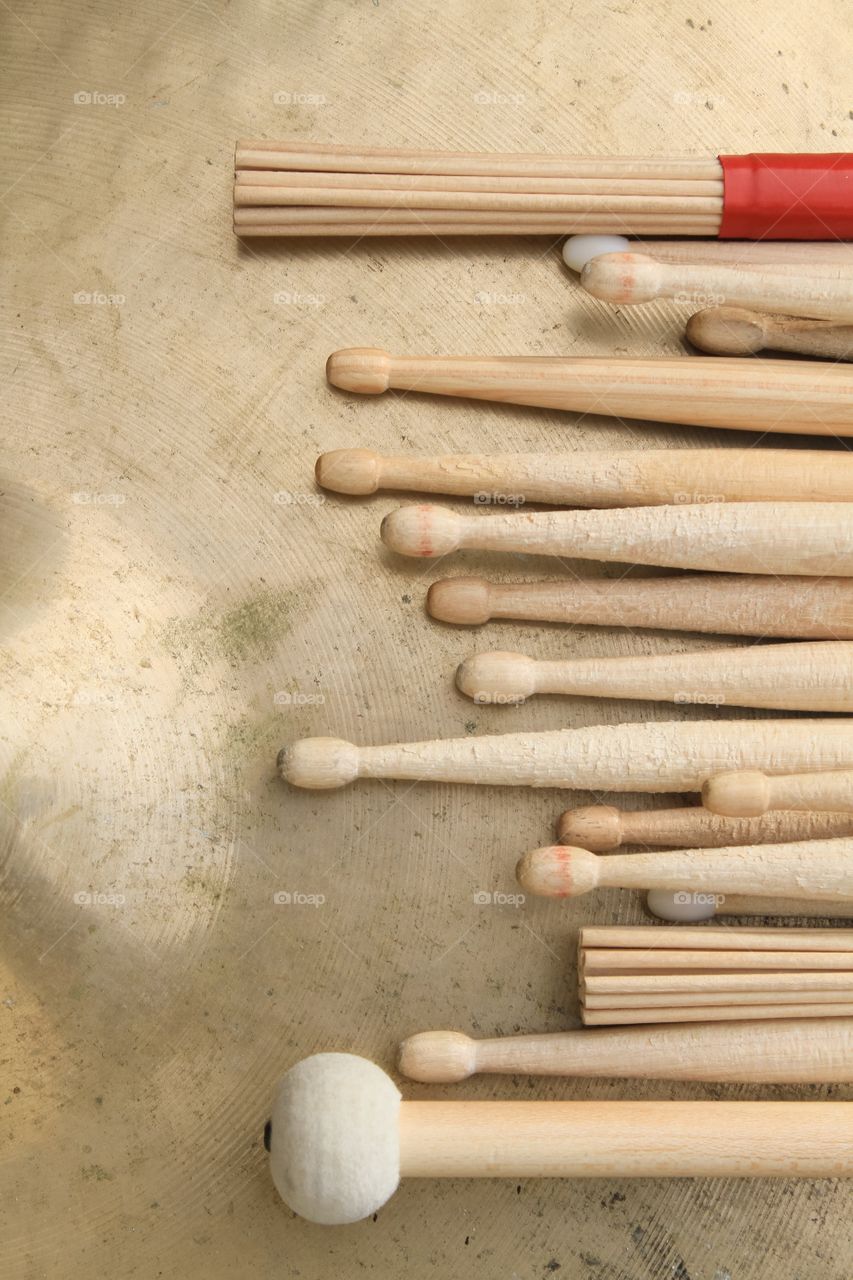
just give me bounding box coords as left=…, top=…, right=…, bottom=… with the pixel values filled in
left=719, top=153, right=853, bottom=240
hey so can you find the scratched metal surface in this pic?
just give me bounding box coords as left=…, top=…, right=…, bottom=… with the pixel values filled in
left=2, top=1, right=852, bottom=1276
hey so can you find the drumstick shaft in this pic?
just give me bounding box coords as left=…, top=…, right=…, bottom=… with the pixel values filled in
left=580, top=1004, right=853, bottom=1025
left=584, top=950, right=853, bottom=973
left=457, top=642, right=853, bottom=712
left=426, top=575, right=853, bottom=638
left=704, top=769, right=853, bottom=816
left=383, top=503, right=853, bottom=576
left=557, top=804, right=853, bottom=850
left=582, top=253, right=853, bottom=321
left=583, top=990, right=853, bottom=1008
left=326, top=348, right=853, bottom=436
left=580, top=925, right=853, bottom=951
left=398, top=1019, right=853, bottom=1082
left=278, top=720, right=853, bottom=792
left=583, top=970, right=853, bottom=994
left=687, top=308, right=853, bottom=360
left=315, top=448, right=853, bottom=505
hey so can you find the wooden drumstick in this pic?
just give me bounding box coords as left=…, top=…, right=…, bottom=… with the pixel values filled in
left=581, top=1004, right=853, bottom=1025
left=315, top=447, right=853, bottom=505
left=455, top=642, right=853, bottom=712
left=565, top=235, right=853, bottom=269
left=426, top=575, right=853, bottom=638
left=704, top=769, right=853, bottom=818
left=397, top=1018, right=853, bottom=1083
left=381, top=502, right=853, bottom=576
left=278, top=720, right=853, bottom=793
left=325, top=347, right=853, bottom=437
left=516, top=839, right=853, bottom=901
left=687, top=308, right=853, bottom=360
left=557, top=803, right=853, bottom=851
left=270, top=1054, right=853, bottom=1223
left=581, top=253, right=853, bottom=321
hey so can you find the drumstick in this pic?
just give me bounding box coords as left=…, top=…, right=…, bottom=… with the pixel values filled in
left=557, top=804, right=853, bottom=851
left=397, top=1019, right=853, bottom=1083
left=647, top=890, right=853, bottom=921
left=515, top=839, right=853, bottom=901
left=703, top=769, right=853, bottom=817
left=687, top=307, right=853, bottom=360
left=381, top=502, right=853, bottom=576
left=325, top=347, right=853, bottom=436
left=399, top=1019, right=853, bottom=1083
left=563, top=234, right=853, bottom=269
left=315, top=447, right=853, bottom=505
left=269, top=1054, right=853, bottom=1223
left=425, top=575, right=853, bottom=638
left=580, top=924, right=853, bottom=952
left=581, top=1004, right=853, bottom=1025
left=454, top=642, right=853, bottom=712
left=277, top=720, right=853, bottom=793
left=581, top=252, right=853, bottom=321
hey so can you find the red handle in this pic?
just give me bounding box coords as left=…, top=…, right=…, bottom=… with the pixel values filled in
left=719, top=153, right=853, bottom=240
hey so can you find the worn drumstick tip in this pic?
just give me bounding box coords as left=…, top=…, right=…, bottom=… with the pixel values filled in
left=456, top=651, right=538, bottom=703
left=686, top=308, right=772, bottom=356
left=516, top=845, right=599, bottom=897
left=381, top=504, right=464, bottom=557
left=315, top=448, right=382, bottom=494
left=580, top=251, right=661, bottom=304
left=326, top=347, right=392, bottom=394
left=702, top=769, right=770, bottom=818
left=427, top=577, right=492, bottom=624
left=398, top=1030, right=477, bottom=1083
left=557, top=804, right=624, bottom=851
left=277, top=737, right=359, bottom=789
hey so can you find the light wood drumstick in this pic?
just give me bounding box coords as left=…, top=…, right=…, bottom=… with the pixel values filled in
left=687, top=308, right=853, bottom=360
left=584, top=971, right=853, bottom=996
left=315, top=447, right=853, bottom=505
left=584, top=990, right=853, bottom=1009
left=704, top=769, right=853, bottom=818
left=516, top=839, right=853, bottom=901
left=269, top=1054, right=853, bottom=1222
left=582, top=1003, right=853, bottom=1025
left=647, top=890, right=853, bottom=921
left=426, top=574, right=853, bottom=637
left=629, top=240, right=853, bottom=267
left=558, top=804, right=853, bottom=851
left=584, top=950, right=853, bottom=973
left=381, top=502, right=853, bottom=576
left=580, top=925, right=853, bottom=952
left=326, top=347, right=853, bottom=436
left=455, top=642, right=853, bottom=712
left=581, top=252, right=853, bottom=321
left=397, top=1019, right=853, bottom=1083
left=278, top=720, right=853, bottom=793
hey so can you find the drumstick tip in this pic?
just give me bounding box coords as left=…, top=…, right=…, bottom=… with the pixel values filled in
left=315, top=448, right=381, bottom=494
left=427, top=577, right=493, bottom=624
left=326, top=347, right=392, bottom=394
left=516, top=845, right=599, bottom=897
left=278, top=737, right=360, bottom=789
left=455, top=651, right=537, bottom=704
left=381, top=504, right=464, bottom=557
left=557, top=804, right=623, bottom=851
left=398, top=1030, right=477, bottom=1083
left=580, top=251, right=659, bottom=303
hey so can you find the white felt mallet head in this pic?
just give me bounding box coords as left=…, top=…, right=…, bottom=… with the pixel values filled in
left=268, top=1053, right=401, bottom=1225
left=562, top=234, right=630, bottom=273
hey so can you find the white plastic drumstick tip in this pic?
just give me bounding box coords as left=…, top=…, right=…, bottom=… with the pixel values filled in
left=562, top=234, right=630, bottom=273
left=398, top=1030, right=477, bottom=1083
left=381, top=504, right=464, bottom=557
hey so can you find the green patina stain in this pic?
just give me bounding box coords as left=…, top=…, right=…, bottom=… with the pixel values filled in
left=163, top=586, right=305, bottom=670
